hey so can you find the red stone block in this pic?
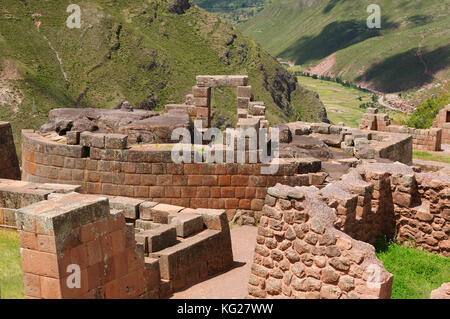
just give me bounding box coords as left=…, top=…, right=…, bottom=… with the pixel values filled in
left=196, top=187, right=210, bottom=198
left=221, top=187, right=235, bottom=198
left=113, top=251, right=128, bottom=278
left=181, top=186, right=197, bottom=198
left=149, top=186, right=165, bottom=198
left=239, top=199, right=251, bottom=210
left=87, top=239, right=103, bottom=266
left=23, top=273, right=41, bottom=298
left=40, top=276, right=62, bottom=299
left=225, top=198, right=239, bottom=209
left=231, top=175, right=249, bottom=186
left=165, top=186, right=181, bottom=198
left=235, top=187, right=246, bottom=199
left=218, top=175, right=231, bottom=186
left=111, top=229, right=126, bottom=256
left=37, top=234, right=57, bottom=254
left=18, top=231, right=38, bottom=250
left=210, top=187, right=221, bottom=198
left=80, top=223, right=95, bottom=243
left=71, top=244, right=89, bottom=269
left=134, top=186, right=150, bottom=198
left=188, top=175, right=203, bottom=186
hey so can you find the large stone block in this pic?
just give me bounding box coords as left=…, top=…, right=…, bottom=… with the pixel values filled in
left=80, top=132, right=106, bottom=149
left=108, top=196, right=145, bottom=219
left=168, top=213, right=204, bottom=237
left=135, top=225, right=177, bottom=253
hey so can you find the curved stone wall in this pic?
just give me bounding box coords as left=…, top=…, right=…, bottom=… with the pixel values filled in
left=21, top=130, right=323, bottom=211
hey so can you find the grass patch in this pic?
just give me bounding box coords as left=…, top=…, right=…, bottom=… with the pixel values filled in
left=0, top=229, right=24, bottom=299
left=375, top=239, right=450, bottom=299
left=413, top=151, right=450, bottom=164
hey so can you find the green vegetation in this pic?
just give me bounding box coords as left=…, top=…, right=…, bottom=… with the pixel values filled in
left=406, top=94, right=450, bottom=129
left=193, top=0, right=272, bottom=24
left=241, top=0, right=450, bottom=96
left=296, top=75, right=370, bottom=127
left=413, top=151, right=450, bottom=164
left=296, top=75, right=407, bottom=128
left=0, top=0, right=326, bottom=153
left=375, top=239, right=450, bottom=299
left=0, top=230, right=24, bottom=299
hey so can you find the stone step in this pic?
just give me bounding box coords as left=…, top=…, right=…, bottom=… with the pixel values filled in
left=135, top=224, right=178, bottom=254
left=168, top=213, right=204, bottom=238
left=150, top=229, right=223, bottom=289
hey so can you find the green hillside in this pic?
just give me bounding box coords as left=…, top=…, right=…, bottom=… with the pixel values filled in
left=241, top=0, right=450, bottom=96
left=0, top=0, right=327, bottom=151
left=193, top=0, right=272, bottom=24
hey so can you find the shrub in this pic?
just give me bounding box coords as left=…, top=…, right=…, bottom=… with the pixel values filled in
left=405, top=95, right=449, bottom=129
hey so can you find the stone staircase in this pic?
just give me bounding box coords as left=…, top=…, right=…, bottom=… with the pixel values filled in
left=108, top=196, right=233, bottom=298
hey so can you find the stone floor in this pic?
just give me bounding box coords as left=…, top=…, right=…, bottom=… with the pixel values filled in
left=170, top=225, right=257, bottom=299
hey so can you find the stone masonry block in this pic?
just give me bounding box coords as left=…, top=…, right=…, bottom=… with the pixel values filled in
left=237, top=86, right=252, bottom=98
left=108, top=196, right=145, bottom=220
left=80, top=132, right=106, bottom=149
left=193, top=208, right=228, bottom=231
left=136, top=225, right=177, bottom=253
left=196, top=75, right=248, bottom=88
left=150, top=204, right=184, bottom=224
left=66, top=131, right=80, bottom=145
left=168, top=213, right=204, bottom=238
left=139, top=201, right=159, bottom=221
left=105, top=134, right=128, bottom=149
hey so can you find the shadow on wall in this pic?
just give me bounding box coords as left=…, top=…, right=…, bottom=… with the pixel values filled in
left=279, top=18, right=399, bottom=65
left=356, top=45, right=450, bottom=93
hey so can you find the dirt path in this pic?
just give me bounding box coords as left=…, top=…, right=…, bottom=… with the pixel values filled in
left=170, top=225, right=257, bottom=299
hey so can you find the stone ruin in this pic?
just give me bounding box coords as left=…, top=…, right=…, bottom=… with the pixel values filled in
left=433, top=104, right=450, bottom=145
left=0, top=75, right=449, bottom=299
left=248, top=162, right=449, bottom=299
left=360, top=108, right=442, bottom=152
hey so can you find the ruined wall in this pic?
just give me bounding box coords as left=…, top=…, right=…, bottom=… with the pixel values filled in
left=21, top=130, right=324, bottom=211
left=248, top=184, right=394, bottom=299
left=0, top=179, right=80, bottom=229
left=15, top=192, right=233, bottom=299
left=433, top=105, right=450, bottom=145
left=0, top=122, right=21, bottom=180
left=248, top=162, right=449, bottom=299
left=287, top=121, right=413, bottom=165
left=360, top=108, right=442, bottom=152
left=320, top=163, right=449, bottom=256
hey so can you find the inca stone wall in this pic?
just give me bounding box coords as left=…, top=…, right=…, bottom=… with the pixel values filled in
left=15, top=191, right=233, bottom=299
left=0, top=179, right=80, bottom=229
left=360, top=108, right=442, bottom=152
left=248, top=162, right=449, bottom=299
left=433, top=105, right=450, bottom=145
left=0, top=122, right=21, bottom=180
left=248, top=184, right=394, bottom=299
left=21, top=130, right=326, bottom=212
left=321, top=163, right=449, bottom=256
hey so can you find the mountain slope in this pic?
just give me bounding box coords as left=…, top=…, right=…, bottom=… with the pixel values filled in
left=0, top=0, right=327, bottom=150
left=193, top=0, right=272, bottom=23
left=241, top=0, right=450, bottom=96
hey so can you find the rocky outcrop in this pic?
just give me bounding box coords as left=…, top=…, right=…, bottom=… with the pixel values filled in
left=40, top=108, right=159, bottom=135
left=430, top=283, right=450, bottom=299
left=0, top=122, right=21, bottom=180
left=168, top=0, right=191, bottom=14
